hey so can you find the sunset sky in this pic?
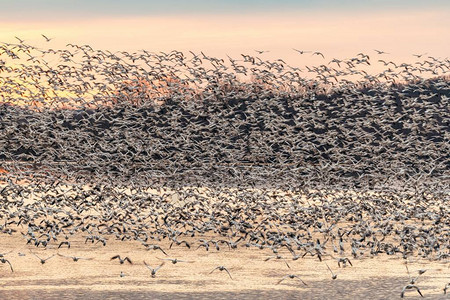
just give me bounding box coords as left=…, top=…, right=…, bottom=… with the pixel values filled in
left=0, top=0, right=449, bottom=66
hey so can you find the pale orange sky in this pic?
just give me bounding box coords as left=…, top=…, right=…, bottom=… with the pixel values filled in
left=1, top=9, right=449, bottom=68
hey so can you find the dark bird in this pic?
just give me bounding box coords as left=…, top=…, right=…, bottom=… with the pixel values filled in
left=58, top=241, right=70, bottom=249
left=111, top=255, right=132, bottom=264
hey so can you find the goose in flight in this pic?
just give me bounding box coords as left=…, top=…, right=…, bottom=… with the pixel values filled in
left=292, top=48, right=311, bottom=54
left=41, top=34, right=53, bottom=42
left=374, top=49, right=389, bottom=55
left=111, top=255, right=132, bottom=264
left=31, top=252, right=55, bottom=264
left=277, top=274, right=307, bottom=286
left=143, top=261, right=165, bottom=278
left=312, top=52, right=325, bottom=59
left=337, top=257, right=352, bottom=268
left=413, top=53, right=426, bottom=58
left=15, top=36, right=25, bottom=43
left=210, top=266, right=233, bottom=279
left=158, top=257, right=192, bottom=264
left=58, top=253, right=92, bottom=262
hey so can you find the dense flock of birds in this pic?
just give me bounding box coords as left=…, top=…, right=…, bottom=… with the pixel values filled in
left=0, top=38, right=450, bottom=297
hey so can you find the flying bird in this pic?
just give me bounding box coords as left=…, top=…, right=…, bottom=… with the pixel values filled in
left=293, top=48, right=311, bottom=54
left=143, top=261, right=165, bottom=278
left=312, top=52, right=325, bottom=59
left=31, top=252, right=55, bottom=264
left=110, top=255, right=132, bottom=264
left=210, top=266, right=233, bottom=279
left=277, top=274, right=307, bottom=286
left=374, top=49, right=389, bottom=55
left=15, top=36, right=25, bottom=43
left=41, top=34, right=53, bottom=42
left=57, top=254, right=92, bottom=262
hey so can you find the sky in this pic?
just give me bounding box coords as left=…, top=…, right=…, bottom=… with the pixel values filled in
left=0, top=0, right=449, bottom=65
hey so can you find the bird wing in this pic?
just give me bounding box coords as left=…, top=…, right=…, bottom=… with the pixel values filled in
left=31, top=252, right=42, bottom=260
left=415, top=286, right=423, bottom=297
left=276, top=277, right=286, bottom=285
left=158, top=247, right=168, bottom=256
left=284, top=259, right=291, bottom=269
left=143, top=260, right=151, bottom=269
left=326, top=263, right=333, bottom=273
left=154, top=262, right=165, bottom=271
left=111, top=255, right=120, bottom=260
left=224, top=268, right=233, bottom=279
left=298, top=277, right=307, bottom=286
left=4, top=260, right=13, bottom=272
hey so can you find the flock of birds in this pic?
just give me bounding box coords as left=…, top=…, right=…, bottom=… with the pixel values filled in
left=0, top=37, right=449, bottom=297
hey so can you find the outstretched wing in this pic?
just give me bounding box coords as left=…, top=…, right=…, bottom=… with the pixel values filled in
left=143, top=260, right=152, bottom=270
left=158, top=247, right=168, bottom=256
left=125, top=257, right=133, bottom=264
left=297, top=277, right=307, bottom=286
left=223, top=267, right=233, bottom=279
left=276, top=275, right=287, bottom=285
left=155, top=262, right=165, bottom=272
